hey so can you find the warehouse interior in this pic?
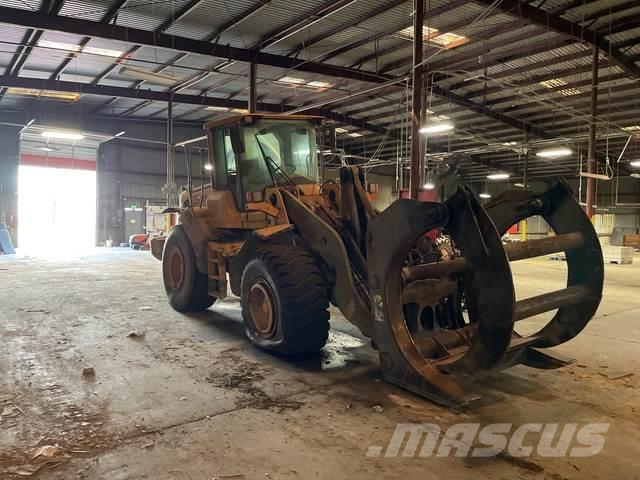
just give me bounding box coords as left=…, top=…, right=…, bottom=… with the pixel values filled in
left=0, top=0, right=639, bottom=478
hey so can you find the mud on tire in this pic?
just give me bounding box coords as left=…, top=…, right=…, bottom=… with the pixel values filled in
left=241, top=244, right=330, bottom=355
left=162, top=225, right=215, bottom=312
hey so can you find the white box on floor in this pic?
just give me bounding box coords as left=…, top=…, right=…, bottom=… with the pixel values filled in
left=602, top=245, right=633, bottom=264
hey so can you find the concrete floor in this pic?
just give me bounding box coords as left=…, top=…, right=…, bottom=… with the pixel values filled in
left=1, top=248, right=639, bottom=480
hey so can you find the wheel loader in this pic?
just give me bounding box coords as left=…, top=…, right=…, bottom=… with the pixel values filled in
left=151, top=113, right=604, bottom=406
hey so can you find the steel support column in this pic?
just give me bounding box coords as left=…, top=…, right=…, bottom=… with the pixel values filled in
left=585, top=43, right=599, bottom=219
left=409, top=0, right=424, bottom=200
left=166, top=97, right=174, bottom=207
left=521, top=132, right=529, bottom=240
left=249, top=63, right=257, bottom=113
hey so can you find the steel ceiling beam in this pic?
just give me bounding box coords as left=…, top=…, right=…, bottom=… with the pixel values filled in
left=0, top=6, right=552, bottom=139
left=472, top=0, right=640, bottom=79
left=0, top=6, right=392, bottom=85
left=3, top=0, right=65, bottom=78
left=50, top=0, right=129, bottom=80
left=0, top=74, right=390, bottom=137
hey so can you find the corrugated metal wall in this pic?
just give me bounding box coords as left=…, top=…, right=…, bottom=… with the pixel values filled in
left=96, top=133, right=206, bottom=243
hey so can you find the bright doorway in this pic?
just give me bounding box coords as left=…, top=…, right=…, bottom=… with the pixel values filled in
left=18, top=165, right=96, bottom=253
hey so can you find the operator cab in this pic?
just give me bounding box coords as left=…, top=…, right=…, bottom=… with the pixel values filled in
left=206, top=114, right=323, bottom=209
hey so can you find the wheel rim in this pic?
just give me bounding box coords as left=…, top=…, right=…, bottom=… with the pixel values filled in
left=248, top=280, right=275, bottom=338
left=167, top=246, right=185, bottom=290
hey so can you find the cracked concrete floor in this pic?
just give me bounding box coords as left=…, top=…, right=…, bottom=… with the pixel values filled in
left=1, top=248, right=639, bottom=480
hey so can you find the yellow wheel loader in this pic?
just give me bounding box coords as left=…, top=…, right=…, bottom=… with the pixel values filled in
left=152, top=114, right=604, bottom=406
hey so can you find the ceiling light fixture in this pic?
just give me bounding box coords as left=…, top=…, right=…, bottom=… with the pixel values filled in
left=114, top=131, right=125, bottom=137
left=487, top=172, right=510, bottom=180
left=335, top=127, right=348, bottom=134
left=419, top=122, right=454, bottom=134
left=41, top=130, right=85, bottom=141
left=7, top=87, right=80, bottom=102
left=348, top=132, right=363, bottom=137
left=278, top=76, right=305, bottom=84
left=39, top=40, right=123, bottom=57
left=82, top=46, right=124, bottom=57
left=205, top=106, right=229, bottom=112
left=536, top=147, right=572, bottom=158
left=38, top=146, right=57, bottom=152
left=423, top=180, right=435, bottom=190
left=629, top=160, right=640, bottom=168
left=307, top=80, right=331, bottom=88
left=119, top=65, right=180, bottom=86
left=479, top=193, right=491, bottom=199
left=631, top=173, right=640, bottom=179
left=204, top=164, right=213, bottom=171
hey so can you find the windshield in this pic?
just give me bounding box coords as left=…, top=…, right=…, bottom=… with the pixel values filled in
left=240, top=119, right=319, bottom=192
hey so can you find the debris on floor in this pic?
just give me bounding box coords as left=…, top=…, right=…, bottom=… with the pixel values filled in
left=82, top=366, right=95, bottom=378
left=599, top=370, right=634, bottom=381
left=371, top=404, right=384, bottom=413
left=128, top=330, right=146, bottom=338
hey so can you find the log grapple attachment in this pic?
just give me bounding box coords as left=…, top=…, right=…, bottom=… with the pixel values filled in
left=366, top=181, right=603, bottom=406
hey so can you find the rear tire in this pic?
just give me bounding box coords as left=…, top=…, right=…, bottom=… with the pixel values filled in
left=241, top=244, right=330, bottom=355
left=162, top=225, right=215, bottom=312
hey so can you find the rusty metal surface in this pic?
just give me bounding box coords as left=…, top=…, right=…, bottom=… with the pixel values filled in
left=486, top=181, right=604, bottom=350
left=504, top=232, right=584, bottom=262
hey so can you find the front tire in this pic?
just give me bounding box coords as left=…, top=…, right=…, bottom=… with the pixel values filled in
left=162, top=225, right=215, bottom=312
left=241, top=245, right=330, bottom=355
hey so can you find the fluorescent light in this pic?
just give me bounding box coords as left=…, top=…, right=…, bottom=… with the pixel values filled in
left=206, top=106, right=229, bottom=112
left=204, top=164, right=213, bottom=171
left=39, top=40, right=123, bottom=57
left=423, top=180, right=435, bottom=190
left=41, top=130, right=85, bottom=141
left=514, top=182, right=525, bottom=188
left=487, top=172, right=510, bottom=180
left=502, top=141, right=517, bottom=146
left=278, top=76, right=305, bottom=84
left=231, top=108, right=247, bottom=113
left=114, top=131, right=125, bottom=137
left=536, top=147, right=572, bottom=158
left=39, top=40, right=81, bottom=53
left=630, top=160, right=640, bottom=167
left=631, top=173, right=640, bottom=179
left=419, top=122, right=454, bottom=134
left=7, top=87, right=80, bottom=102
left=307, top=80, right=331, bottom=88
left=38, top=146, right=57, bottom=152
left=119, top=65, right=179, bottom=86
left=348, top=132, right=363, bottom=137
left=335, top=127, right=348, bottom=134
left=82, top=46, right=123, bottom=58
left=479, top=193, right=491, bottom=199
left=622, top=125, right=640, bottom=132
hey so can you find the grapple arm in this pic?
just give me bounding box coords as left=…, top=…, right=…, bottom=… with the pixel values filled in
left=366, top=182, right=603, bottom=406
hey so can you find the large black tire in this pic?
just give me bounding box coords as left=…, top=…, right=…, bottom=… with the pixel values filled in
left=162, top=225, right=215, bottom=312
left=241, top=244, right=330, bottom=355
